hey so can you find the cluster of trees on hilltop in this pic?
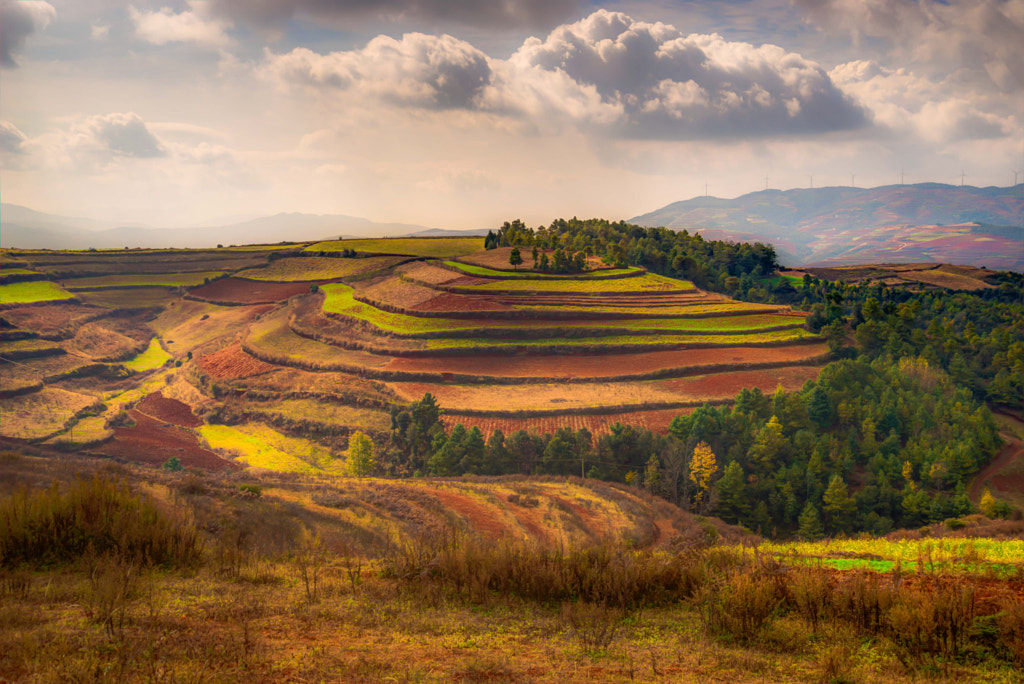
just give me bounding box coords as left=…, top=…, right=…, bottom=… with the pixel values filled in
left=486, top=218, right=778, bottom=290
left=382, top=356, right=1004, bottom=537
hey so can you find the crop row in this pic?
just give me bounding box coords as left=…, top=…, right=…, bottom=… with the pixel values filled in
left=62, top=272, right=226, bottom=290
left=322, top=284, right=801, bottom=338
left=416, top=272, right=696, bottom=295
left=234, top=256, right=410, bottom=282
left=305, top=237, right=482, bottom=258
left=441, top=261, right=642, bottom=280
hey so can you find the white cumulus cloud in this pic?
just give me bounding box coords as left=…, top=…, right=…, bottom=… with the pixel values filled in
left=130, top=2, right=231, bottom=47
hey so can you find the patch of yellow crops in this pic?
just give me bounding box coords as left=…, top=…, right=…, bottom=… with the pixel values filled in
left=199, top=424, right=344, bottom=475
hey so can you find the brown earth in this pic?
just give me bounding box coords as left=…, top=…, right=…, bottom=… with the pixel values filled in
left=93, top=409, right=235, bottom=471
left=135, top=391, right=202, bottom=428
left=413, top=292, right=510, bottom=312
left=441, top=408, right=694, bottom=437
left=188, top=278, right=315, bottom=304
left=0, top=303, right=108, bottom=339
left=657, top=365, right=822, bottom=398
left=198, top=341, right=278, bottom=380
left=383, top=343, right=829, bottom=380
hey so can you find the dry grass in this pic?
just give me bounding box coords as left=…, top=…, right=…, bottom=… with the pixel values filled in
left=0, top=387, right=103, bottom=440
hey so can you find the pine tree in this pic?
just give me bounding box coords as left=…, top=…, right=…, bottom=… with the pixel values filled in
left=714, top=461, right=748, bottom=523
left=822, top=473, right=857, bottom=533
left=798, top=502, right=824, bottom=539
left=509, top=247, right=523, bottom=270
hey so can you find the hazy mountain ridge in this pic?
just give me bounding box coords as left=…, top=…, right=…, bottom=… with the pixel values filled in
left=0, top=204, right=450, bottom=250
left=631, top=183, right=1024, bottom=270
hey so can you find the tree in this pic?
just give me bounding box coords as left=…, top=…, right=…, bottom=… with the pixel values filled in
left=714, top=461, right=748, bottom=523
left=798, top=502, right=824, bottom=539
left=162, top=456, right=182, bottom=472
left=347, top=431, right=376, bottom=477
left=509, top=247, right=523, bottom=270
left=688, top=441, right=717, bottom=510
left=822, top=474, right=857, bottom=533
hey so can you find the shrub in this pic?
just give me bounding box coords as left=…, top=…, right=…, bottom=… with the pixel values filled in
left=0, top=474, right=201, bottom=569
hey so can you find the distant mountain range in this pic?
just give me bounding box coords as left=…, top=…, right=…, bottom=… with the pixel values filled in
left=631, top=183, right=1024, bottom=271
left=0, top=204, right=486, bottom=250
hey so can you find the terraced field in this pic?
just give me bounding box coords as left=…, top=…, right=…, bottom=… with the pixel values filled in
left=237, top=247, right=824, bottom=435
left=1, top=239, right=824, bottom=470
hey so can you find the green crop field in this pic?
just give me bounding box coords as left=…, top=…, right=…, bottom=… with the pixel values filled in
left=0, top=281, right=76, bottom=305
left=63, top=272, right=225, bottom=290
left=306, top=237, right=482, bottom=258
left=457, top=272, right=695, bottom=293
left=756, top=537, right=1024, bottom=576
left=122, top=338, right=171, bottom=372
left=443, top=261, right=640, bottom=279
left=234, top=256, right=406, bottom=282
left=324, top=284, right=800, bottom=337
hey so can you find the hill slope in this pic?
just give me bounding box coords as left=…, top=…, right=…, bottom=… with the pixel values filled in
left=631, top=183, right=1024, bottom=270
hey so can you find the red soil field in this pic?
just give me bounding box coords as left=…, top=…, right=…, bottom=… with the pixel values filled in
left=440, top=408, right=693, bottom=438
left=198, top=342, right=278, bottom=380
left=135, top=391, right=202, bottom=428
left=94, top=410, right=235, bottom=471
left=188, top=278, right=313, bottom=304
left=384, top=343, right=829, bottom=380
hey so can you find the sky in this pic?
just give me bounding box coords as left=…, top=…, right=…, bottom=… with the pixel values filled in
left=1, top=0, right=1021, bottom=230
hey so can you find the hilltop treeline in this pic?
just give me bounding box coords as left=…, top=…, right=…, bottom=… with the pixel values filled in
left=384, top=357, right=1001, bottom=538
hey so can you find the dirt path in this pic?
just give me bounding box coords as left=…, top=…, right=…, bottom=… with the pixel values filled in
left=969, top=412, right=1024, bottom=503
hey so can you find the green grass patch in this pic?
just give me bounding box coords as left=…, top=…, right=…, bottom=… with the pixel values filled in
left=122, top=338, right=171, bottom=372
left=0, top=280, right=75, bottom=304
left=444, top=261, right=639, bottom=279
left=306, top=237, right=482, bottom=258
left=63, top=272, right=225, bottom=290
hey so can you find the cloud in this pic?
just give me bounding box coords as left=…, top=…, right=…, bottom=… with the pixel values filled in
left=209, top=0, right=579, bottom=30
left=796, top=0, right=1024, bottom=92
left=0, top=120, right=28, bottom=154
left=0, top=0, right=56, bottom=67
left=831, top=60, right=1018, bottom=143
left=129, top=3, right=231, bottom=47
left=29, top=112, right=167, bottom=169
left=501, top=11, right=868, bottom=139
left=258, top=10, right=866, bottom=140
left=260, top=32, right=492, bottom=109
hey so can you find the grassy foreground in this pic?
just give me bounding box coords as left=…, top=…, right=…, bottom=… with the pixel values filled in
left=1, top=462, right=1021, bottom=683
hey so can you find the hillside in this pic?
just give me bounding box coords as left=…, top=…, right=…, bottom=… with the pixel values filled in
left=631, top=183, right=1024, bottom=270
